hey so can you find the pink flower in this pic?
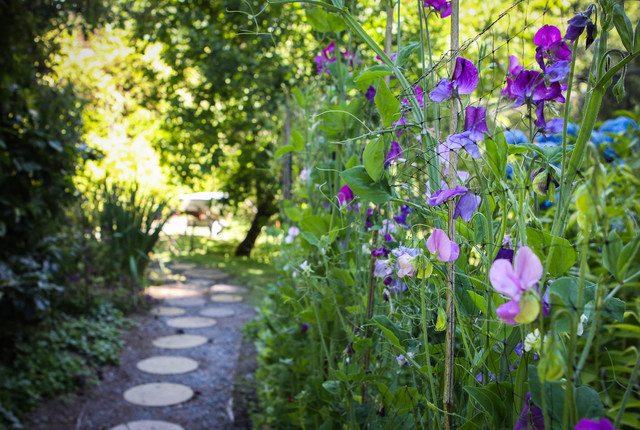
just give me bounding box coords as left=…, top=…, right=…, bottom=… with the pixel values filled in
left=396, top=253, right=417, bottom=277
left=489, top=246, right=543, bottom=325
left=426, top=228, right=460, bottom=262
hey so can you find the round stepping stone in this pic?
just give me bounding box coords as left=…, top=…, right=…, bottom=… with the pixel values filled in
left=152, top=334, right=208, bottom=349
left=199, top=307, right=235, bottom=318
left=164, top=297, right=206, bottom=307
left=184, top=268, right=228, bottom=280
left=150, top=307, right=185, bottom=317
left=210, top=284, right=249, bottom=294
left=136, top=356, right=198, bottom=375
left=166, top=316, right=217, bottom=329
left=123, top=383, right=193, bottom=407
left=211, top=294, right=243, bottom=303
left=170, top=262, right=196, bottom=271
left=110, top=420, right=184, bottom=430
left=146, top=286, right=201, bottom=299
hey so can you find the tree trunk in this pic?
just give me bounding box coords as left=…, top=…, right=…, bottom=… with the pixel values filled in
left=234, top=197, right=278, bottom=257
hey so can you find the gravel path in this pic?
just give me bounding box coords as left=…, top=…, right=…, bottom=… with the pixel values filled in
left=26, top=265, right=257, bottom=430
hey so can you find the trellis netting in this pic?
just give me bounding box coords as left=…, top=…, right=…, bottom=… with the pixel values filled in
left=254, top=0, right=640, bottom=428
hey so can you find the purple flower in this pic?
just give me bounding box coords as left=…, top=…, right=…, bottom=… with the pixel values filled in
left=428, top=185, right=468, bottom=206
left=365, top=85, right=376, bottom=102
left=530, top=167, right=560, bottom=196
left=300, top=323, right=309, bottom=334
left=343, top=50, right=360, bottom=67
left=514, top=342, right=524, bottom=357
left=387, top=277, right=408, bottom=293
left=534, top=25, right=571, bottom=72
left=426, top=228, right=460, bottom=262
left=475, top=371, right=496, bottom=384
left=429, top=57, right=479, bottom=103
left=545, top=60, right=570, bottom=82
left=365, top=208, right=374, bottom=231
left=374, top=260, right=393, bottom=278
left=391, top=115, right=409, bottom=137
left=423, top=0, right=451, bottom=18
left=515, top=392, right=545, bottom=430
left=489, top=246, right=542, bottom=325
left=453, top=191, right=481, bottom=222
left=338, top=185, right=355, bottom=207
left=315, top=42, right=337, bottom=75
left=565, top=5, right=596, bottom=43
left=384, top=141, right=403, bottom=168
left=508, top=55, right=524, bottom=76
left=401, top=85, right=425, bottom=109
left=574, top=418, right=616, bottom=430
left=393, top=204, right=413, bottom=227
left=495, top=247, right=515, bottom=263
left=464, top=106, right=490, bottom=141
left=446, top=131, right=482, bottom=159
left=371, top=245, right=391, bottom=258
left=534, top=102, right=565, bottom=136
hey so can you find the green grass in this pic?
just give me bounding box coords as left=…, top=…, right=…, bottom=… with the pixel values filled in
left=153, top=220, right=281, bottom=295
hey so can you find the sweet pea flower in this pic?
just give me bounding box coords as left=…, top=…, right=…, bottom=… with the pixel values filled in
left=315, top=42, right=337, bottom=75
left=384, top=141, right=403, bottom=168
left=396, top=253, right=417, bottom=277
left=423, top=0, right=451, bottom=18
left=574, top=418, right=616, bottom=430
left=391, top=115, right=409, bottom=137
left=393, top=204, right=413, bottom=227
left=489, top=246, right=542, bottom=325
left=534, top=25, right=571, bottom=71
left=453, top=191, right=482, bottom=222
left=515, top=392, right=545, bottom=430
left=426, top=228, right=459, bottom=262
left=429, top=57, right=479, bottom=103
left=299, top=167, right=309, bottom=181
left=365, top=85, right=376, bottom=102
left=374, top=259, right=393, bottom=278
left=380, top=219, right=398, bottom=235
left=284, top=226, right=300, bottom=244
left=371, top=245, right=391, bottom=258
left=338, top=185, right=356, bottom=207
left=565, top=5, right=596, bottom=43
left=401, top=85, right=425, bottom=109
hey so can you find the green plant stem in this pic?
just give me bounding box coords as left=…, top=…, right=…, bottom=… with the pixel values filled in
left=443, top=1, right=459, bottom=428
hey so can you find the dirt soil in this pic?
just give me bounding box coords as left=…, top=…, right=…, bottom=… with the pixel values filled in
left=25, top=268, right=259, bottom=430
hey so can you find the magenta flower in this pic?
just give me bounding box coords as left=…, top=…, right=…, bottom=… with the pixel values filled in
left=401, top=85, right=425, bottom=109
left=463, top=106, right=489, bottom=141
left=315, top=42, right=337, bottom=75
left=534, top=25, right=571, bottom=72
left=423, top=0, right=451, bottom=18
left=391, top=115, right=409, bottom=137
left=574, top=418, right=616, bottom=430
left=489, top=246, right=542, bottom=325
left=429, top=57, right=479, bottom=103
left=338, top=185, right=355, bottom=207
left=426, top=228, right=459, bottom=262
left=514, top=392, right=545, bottom=430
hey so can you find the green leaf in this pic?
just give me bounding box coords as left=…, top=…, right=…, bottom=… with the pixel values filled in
left=464, top=386, right=506, bottom=422
left=291, top=129, right=304, bottom=151
left=635, top=15, right=640, bottom=51
left=305, top=8, right=329, bottom=32
left=275, top=145, right=294, bottom=158
left=372, top=315, right=411, bottom=348
left=612, top=4, right=635, bottom=52
left=548, top=277, right=596, bottom=318
left=484, top=128, right=507, bottom=179
left=395, top=42, right=421, bottom=68
left=354, top=65, right=394, bottom=89
left=473, top=212, right=487, bottom=244
left=526, top=227, right=577, bottom=277
left=617, top=234, right=640, bottom=281
left=603, top=231, right=623, bottom=281
left=602, top=297, right=625, bottom=322
left=340, top=166, right=393, bottom=204
left=467, top=290, right=488, bottom=316
left=322, top=380, right=341, bottom=395
left=374, top=78, right=400, bottom=128
left=300, top=215, right=329, bottom=239
left=325, top=13, right=346, bottom=32
left=363, top=137, right=385, bottom=182
left=575, top=385, right=606, bottom=421
left=283, top=200, right=302, bottom=222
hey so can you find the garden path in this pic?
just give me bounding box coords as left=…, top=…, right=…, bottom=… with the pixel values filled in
left=27, top=264, right=256, bottom=430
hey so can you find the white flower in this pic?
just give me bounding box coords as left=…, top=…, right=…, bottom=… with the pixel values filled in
left=396, top=253, right=416, bottom=278
left=577, top=314, right=588, bottom=336
left=524, top=329, right=542, bottom=352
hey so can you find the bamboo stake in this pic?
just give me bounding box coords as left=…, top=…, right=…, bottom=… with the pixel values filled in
left=444, top=0, right=459, bottom=428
